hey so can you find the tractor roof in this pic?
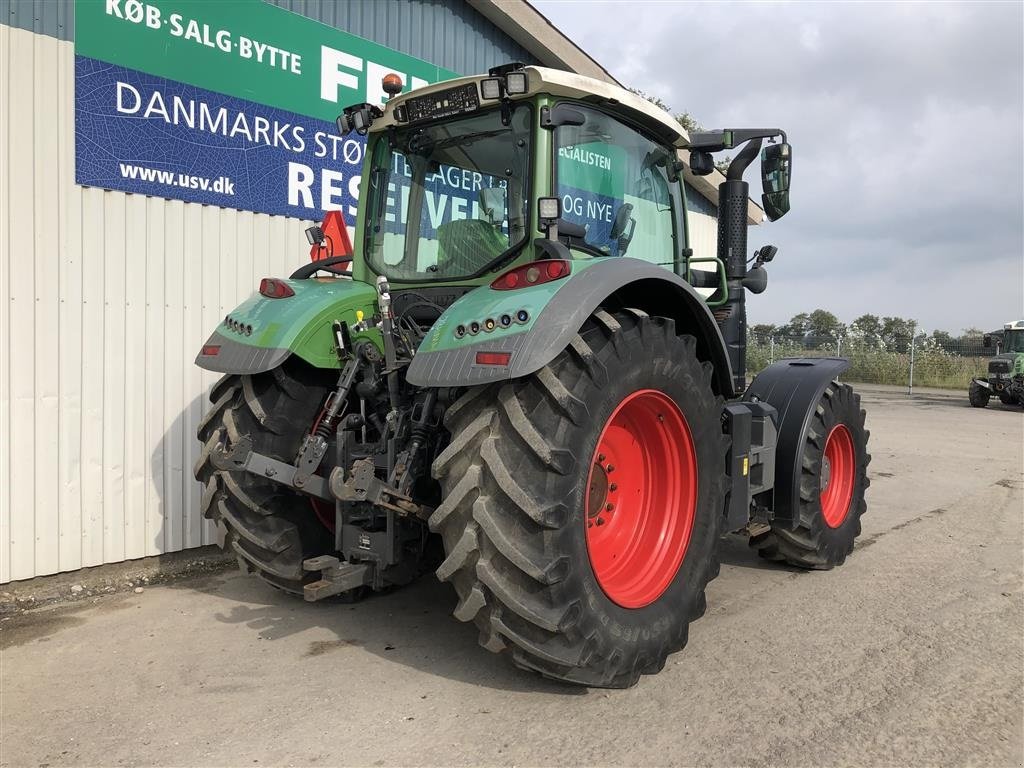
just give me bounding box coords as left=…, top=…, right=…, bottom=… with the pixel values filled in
left=374, top=66, right=691, bottom=148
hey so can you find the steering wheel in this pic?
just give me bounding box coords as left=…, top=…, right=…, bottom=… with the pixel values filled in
left=290, top=256, right=352, bottom=279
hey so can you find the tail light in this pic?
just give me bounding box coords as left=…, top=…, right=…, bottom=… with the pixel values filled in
left=491, top=260, right=571, bottom=291
left=259, top=278, right=295, bottom=298
left=475, top=351, right=511, bottom=366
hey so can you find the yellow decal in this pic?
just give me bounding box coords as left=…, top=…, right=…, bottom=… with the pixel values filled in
left=742, top=456, right=749, bottom=476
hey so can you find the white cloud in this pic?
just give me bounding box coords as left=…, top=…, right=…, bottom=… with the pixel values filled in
left=534, top=0, right=1024, bottom=331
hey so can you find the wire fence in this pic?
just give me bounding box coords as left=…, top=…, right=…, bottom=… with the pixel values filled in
left=747, top=335, right=992, bottom=392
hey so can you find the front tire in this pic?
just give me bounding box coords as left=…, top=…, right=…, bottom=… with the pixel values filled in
left=751, top=382, right=870, bottom=568
left=969, top=381, right=990, bottom=408
left=430, top=310, right=727, bottom=687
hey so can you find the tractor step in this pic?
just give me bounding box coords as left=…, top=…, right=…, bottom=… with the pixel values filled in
left=302, top=556, right=372, bottom=602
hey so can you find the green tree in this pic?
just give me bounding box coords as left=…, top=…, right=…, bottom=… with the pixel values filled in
left=777, top=312, right=811, bottom=340
left=930, top=329, right=953, bottom=350
left=631, top=89, right=730, bottom=173
left=808, top=309, right=845, bottom=340
left=849, top=314, right=883, bottom=347
left=750, top=323, right=777, bottom=344
left=881, top=316, right=916, bottom=353
left=960, top=326, right=985, bottom=341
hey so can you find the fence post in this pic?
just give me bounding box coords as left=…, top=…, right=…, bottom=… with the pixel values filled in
left=908, top=335, right=915, bottom=396
left=837, top=335, right=842, bottom=357
left=770, top=336, right=775, bottom=364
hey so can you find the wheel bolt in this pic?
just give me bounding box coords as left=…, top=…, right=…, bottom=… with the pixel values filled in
left=598, top=454, right=606, bottom=462
left=658, top=414, right=664, bottom=422
left=606, top=465, right=614, bottom=473
left=609, top=483, right=618, bottom=492
left=596, top=518, right=605, bottom=526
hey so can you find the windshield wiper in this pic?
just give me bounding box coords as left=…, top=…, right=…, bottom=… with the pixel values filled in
left=431, top=129, right=509, bottom=150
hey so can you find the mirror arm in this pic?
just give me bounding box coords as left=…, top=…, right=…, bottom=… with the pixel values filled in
left=688, top=129, right=786, bottom=152
left=726, top=138, right=762, bottom=181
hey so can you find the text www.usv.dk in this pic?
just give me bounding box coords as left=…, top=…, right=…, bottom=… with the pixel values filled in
left=118, top=163, right=236, bottom=195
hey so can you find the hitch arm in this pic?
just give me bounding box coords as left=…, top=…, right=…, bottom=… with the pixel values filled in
left=210, top=436, right=333, bottom=501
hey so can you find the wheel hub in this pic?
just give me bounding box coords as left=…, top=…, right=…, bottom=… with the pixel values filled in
left=820, top=424, right=856, bottom=528
left=587, top=460, right=609, bottom=522
left=584, top=389, right=698, bottom=609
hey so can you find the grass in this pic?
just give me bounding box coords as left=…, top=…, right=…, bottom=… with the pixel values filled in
left=747, top=340, right=988, bottom=390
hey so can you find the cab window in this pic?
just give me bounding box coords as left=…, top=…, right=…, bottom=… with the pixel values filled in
left=554, top=107, right=681, bottom=267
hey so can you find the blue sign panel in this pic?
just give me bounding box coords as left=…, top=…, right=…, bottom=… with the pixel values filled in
left=75, top=55, right=366, bottom=220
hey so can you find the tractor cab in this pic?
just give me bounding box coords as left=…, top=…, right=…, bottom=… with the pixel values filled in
left=341, top=65, right=789, bottom=298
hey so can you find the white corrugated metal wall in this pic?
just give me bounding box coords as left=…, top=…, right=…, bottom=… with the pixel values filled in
left=0, top=24, right=315, bottom=582
left=685, top=183, right=720, bottom=265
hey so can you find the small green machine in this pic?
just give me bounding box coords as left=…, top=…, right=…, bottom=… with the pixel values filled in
left=970, top=320, right=1024, bottom=407
left=195, top=65, right=871, bottom=687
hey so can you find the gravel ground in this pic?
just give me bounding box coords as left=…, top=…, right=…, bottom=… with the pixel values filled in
left=2, top=387, right=1022, bottom=767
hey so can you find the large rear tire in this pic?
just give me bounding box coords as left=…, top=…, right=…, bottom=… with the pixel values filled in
left=751, top=382, right=870, bottom=568
left=194, top=361, right=334, bottom=594
left=431, top=310, right=727, bottom=688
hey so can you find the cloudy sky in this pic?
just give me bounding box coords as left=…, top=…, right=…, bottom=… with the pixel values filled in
left=534, top=0, right=1024, bottom=333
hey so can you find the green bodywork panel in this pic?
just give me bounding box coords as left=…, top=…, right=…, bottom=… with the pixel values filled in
left=1002, top=353, right=1024, bottom=377
left=419, top=258, right=601, bottom=353
left=218, top=279, right=383, bottom=369
left=199, top=93, right=723, bottom=375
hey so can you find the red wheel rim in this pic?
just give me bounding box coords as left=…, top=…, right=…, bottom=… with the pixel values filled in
left=820, top=424, right=856, bottom=528
left=584, top=389, right=698, bottom=609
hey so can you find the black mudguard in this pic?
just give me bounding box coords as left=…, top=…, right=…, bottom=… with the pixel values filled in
left=745, top=357, right=850, bottom=529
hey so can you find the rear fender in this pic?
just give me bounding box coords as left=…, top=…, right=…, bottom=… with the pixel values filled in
left=406, top=257, right=734, bottom=395
left=744, top=357, right=851, bottom=529
left=194, top=278, right=380, bottom=374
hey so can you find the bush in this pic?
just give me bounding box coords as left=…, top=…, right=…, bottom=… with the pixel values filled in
left=746, top=336, right=988, bottom=389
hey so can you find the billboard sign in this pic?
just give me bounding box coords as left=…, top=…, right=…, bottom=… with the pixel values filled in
left=74, top=0, right=459, bottom=219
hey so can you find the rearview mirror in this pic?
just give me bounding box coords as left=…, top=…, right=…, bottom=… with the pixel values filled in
left=479, top=187, right=506, bottom=226
left=761, top=142, right=791, bottom=221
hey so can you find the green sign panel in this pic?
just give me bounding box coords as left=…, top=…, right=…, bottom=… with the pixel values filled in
left=557, top=142, right=626, bottom=198
left=76, top=0, right=459, bottom=122
left=74, top=0, right=461, bottom=218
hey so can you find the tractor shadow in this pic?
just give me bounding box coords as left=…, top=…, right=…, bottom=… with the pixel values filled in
left=155, top=397, right=580, bottom=694
left=193, top=569, right=585, bottom=696
left=715, top=533, right=801, bottom=572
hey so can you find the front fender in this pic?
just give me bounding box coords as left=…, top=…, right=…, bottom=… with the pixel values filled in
left=406, top=257, right=733, bottom=394
left=195, top=278, right=381, bottom=374
left=745, top=357, right=851, bottom=528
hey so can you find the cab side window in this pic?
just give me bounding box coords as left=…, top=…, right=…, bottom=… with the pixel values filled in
left=555, top=107, right=680, bottom=266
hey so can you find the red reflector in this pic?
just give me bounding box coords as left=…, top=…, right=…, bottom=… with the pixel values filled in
left=259, top=278, right=295, bottom=298
left=491, top=260, right=571, bottom=290
left=475, top=351, right=511, bottom=366
left=201, top=345, right=221, bottom=356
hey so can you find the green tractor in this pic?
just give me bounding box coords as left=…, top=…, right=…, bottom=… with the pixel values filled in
left=194, top=65, right=870, bottom=687
left=969, top=321, right=1024, bottom=407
